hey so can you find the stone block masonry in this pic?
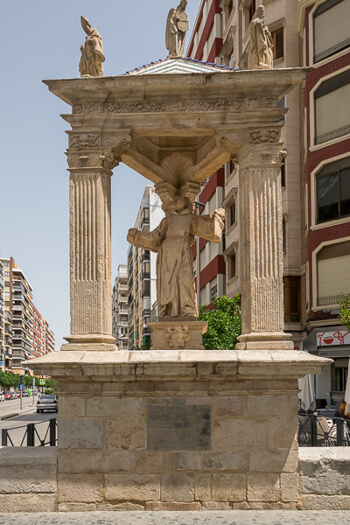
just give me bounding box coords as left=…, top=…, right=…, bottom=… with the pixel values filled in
left=23, top=348, right=329, bottom=511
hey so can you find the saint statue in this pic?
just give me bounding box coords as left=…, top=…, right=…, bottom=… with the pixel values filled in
left=248, top=6, right=274, bottom=69
left=165, top=0, right=189, bottom=58
left=128, top=195, right=225, bottom=319
left=79, top=16, right=105, bottom=77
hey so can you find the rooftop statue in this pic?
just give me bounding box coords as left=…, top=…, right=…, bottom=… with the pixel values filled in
left=128, top=195, right=225, bottom=319
left=248, top=5, right=274, bottom=69
left=165, top=0, right=189, bottom=59
left=79, top=16, right=105, bottom=77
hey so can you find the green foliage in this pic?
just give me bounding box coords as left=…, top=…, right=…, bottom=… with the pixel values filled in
left=198, top=294, right=242, bottom=350
left=0, top=371, right=58, bottom=392
left=339, top=293, right=350, bottom=330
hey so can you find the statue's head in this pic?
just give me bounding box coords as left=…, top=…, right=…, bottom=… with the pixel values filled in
left=81, top=16, right=91, bottom=35
left=256, top=5, right=265, bottom=19
left=178, top=0, right=188, bottom=10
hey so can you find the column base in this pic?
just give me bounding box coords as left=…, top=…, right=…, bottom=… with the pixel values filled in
left=236, top=332, right=294, bottom=351
left=62, top=334, right=117, bottom=352
left=148, top=321, right=208, bottom=350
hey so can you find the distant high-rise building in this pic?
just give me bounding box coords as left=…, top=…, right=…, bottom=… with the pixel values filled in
left=128, top=186, right=164, bottom=349
left=0, top=260, right=5, bottom=371
left=112, top=264, right=129, bottom=350
left=0, top=257, right=55, bottom=374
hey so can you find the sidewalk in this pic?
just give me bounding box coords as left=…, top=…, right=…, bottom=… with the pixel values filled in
left=0, top=511, right=349, bottom=524
left=0, top=400, right=35, bottom=420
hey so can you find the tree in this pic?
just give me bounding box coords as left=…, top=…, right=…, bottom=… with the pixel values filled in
left=198, top=294, right=241, bottom=350
left=339, top=293, right=350, bottom=330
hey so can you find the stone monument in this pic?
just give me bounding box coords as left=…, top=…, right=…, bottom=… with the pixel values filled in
left=248, top=5, right=274, bottom=70
left=166, top=1, right=189, bottom=58
left=27, top=9, right=331, bottom=512
left=79, top=16, right=105, bottom=77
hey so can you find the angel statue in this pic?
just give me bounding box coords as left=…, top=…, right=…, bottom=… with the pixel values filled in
left=248, top=5, right=274, bottom=69
left=128, top=195, right=225, bottom=319
left=165, top=0, right=189, bottom=58
left=79, top=16, right=105, bottom=77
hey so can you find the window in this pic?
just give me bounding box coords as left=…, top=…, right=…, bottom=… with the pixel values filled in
left=314, top=69, right=350, bottom=145
left=272, top=27, right=284, bottom=60
left=317, top=157, right=350, bottom=223
left=282, top=219, right=287, bottom=255
left=331, top=360, right=348, bottom=393
left=228, top=252, right=236, bottom=280
left=284, top=277, right=301, bottom=323
left=317, top=241, right=350, bottom=306
left=313, top=0, right=350, bottom=63
left=281, top=155, right=286, bottom=188
left=229, top=201, right=236, bottom=228
left=211, top=284, right=217, bottom=302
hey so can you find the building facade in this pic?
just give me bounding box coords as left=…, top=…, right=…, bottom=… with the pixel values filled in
left=187, top=0, right=304, bottom=345
left=0, top=260, right=4, bottom=371
left=112, top=264, right=129, bottom=350
left=0, top=257, right=55, bottom=374
left=297, top=0, right=350, bottom=404
left=128, top=186, right=164, bottom=349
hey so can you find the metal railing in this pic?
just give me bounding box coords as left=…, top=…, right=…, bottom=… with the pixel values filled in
left=1, top=418, right=57, bottom=447
left=298, top=415, right=350, bottom=447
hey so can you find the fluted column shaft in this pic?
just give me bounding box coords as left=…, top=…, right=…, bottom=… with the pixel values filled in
left=63, top=157, right=116, bottom=350
left=236, top=143, right=293, bottom=350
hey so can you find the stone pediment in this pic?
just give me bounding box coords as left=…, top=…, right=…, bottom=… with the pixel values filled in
left=125, top=57, right=236, bottom=76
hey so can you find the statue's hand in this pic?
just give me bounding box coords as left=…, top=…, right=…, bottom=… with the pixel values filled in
left=127, top=228, right=137, bottom=244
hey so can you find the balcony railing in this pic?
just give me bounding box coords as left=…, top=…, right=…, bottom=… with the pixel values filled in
left=318, top=294, right=349, bottom=307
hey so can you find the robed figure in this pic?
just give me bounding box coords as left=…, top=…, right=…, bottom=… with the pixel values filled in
left=166, top=1, right=189, bottom=58
left=248, top=6, right=274, bottom=69
left=128, top=197, right=225, bottom=319
left=79, top=16, right=105, bottom=77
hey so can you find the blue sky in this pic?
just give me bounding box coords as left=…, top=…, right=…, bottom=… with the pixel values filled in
left=0, top=0, right=201, bottom=347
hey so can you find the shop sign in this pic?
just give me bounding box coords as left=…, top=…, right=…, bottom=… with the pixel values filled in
left=317, top=331, right=350, bottom=347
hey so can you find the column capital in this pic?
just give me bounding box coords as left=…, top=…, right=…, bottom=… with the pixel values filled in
left=238, top=141, right=286, bottom=169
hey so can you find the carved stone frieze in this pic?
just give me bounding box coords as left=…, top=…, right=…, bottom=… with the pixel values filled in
left=238, top=143, right=286, bottom=168
left=66, top=150, right=115, bottom=170
left=249, top=129, right=280, bottom=144
left=73, top=98, right=244, bottom=115
left=69, top=134, right=100, bottom=148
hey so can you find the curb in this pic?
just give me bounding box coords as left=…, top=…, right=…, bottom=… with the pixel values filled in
left=0, top=407, right=35, bottom=421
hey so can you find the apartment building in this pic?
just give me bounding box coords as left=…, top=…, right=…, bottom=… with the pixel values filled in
left=187, top=1, right=304, bottom=346
left=0, top=257, right=14, bottom=371
left=0, top=257, right=55, bottom=374
left=297, top=0, right=350, bottom=404
left=0, top=260, right=4, bottom=371
left=112, top=264, right=129, bottom=350
left=127, top=186, right=164, bottom=349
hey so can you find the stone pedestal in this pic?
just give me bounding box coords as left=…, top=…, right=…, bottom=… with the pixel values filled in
left=148, top=321, right=208, bottom=350
left=30, top=349, right=330, bottom=511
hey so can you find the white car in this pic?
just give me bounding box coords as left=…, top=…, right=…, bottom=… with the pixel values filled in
left=36, top=394, right=58, bottom=413
left=0, top=392, right=5, bottom=402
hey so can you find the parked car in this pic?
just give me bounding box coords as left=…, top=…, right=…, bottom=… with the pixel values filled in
left=16, top=392, right=21, bottom=399
left=4, top=392, right=15, bottom=400
left=36, top=394, right=58, bottom=413
left=0, top=392, right=5, bottom=402
left=22, top=390, right=30, bottom=397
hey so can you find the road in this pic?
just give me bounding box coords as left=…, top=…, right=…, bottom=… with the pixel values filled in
left=0, top=400, right=57, bottom=446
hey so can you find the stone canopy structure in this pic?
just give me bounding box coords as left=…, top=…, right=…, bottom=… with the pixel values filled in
left=44, top=59, right=306, bottom=352
left=27, top=54, right=331, bottom=511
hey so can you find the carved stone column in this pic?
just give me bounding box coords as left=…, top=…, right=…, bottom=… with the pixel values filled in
left=236, top=133, right=292, bottom=350
left=62, top=141, right=116, bottom=350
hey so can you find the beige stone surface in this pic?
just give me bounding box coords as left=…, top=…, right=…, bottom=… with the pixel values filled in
left=280, top=473, right=300, bottom=502
left=146, top=502, right=201, bottom=511
left=136, top=453, right=168, bottom=474
left=212, top=418, right=270, bottom=450
left=106, top=416, right=145, bottom=450
left=162, top=473, right=195, bottom=502
left=213, top=396, right=247, bottom=418
left=250, top=448, right=299, bottom=473
left=202, top=451, right=248, bottom=471
left=170, top=452, right=202, bottom=471
left=201, top=501, right=231, bottom=510
left=194, top=473, right=211, bottom=501
left=58, top=503, right=97, bottom=512
left=0, top=494, right=57, bottom=513
left=104, top=474, right=160, bottom=501
left=0, top=466, right=56, bottom=494
left=302, top=495, right=350, bottom=510
left=58, top=474, right=103, bottom=503
left=247, top=473, right=279, bottom=502
left=149, top=321, right=208, bottom=351
left=58, top=450, right=137, bottom=473
left=212, top=474, right=246, bottom=502
left=58, top=418, right=103, bottom=449
left=59, top=395, right=85, bottom=417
